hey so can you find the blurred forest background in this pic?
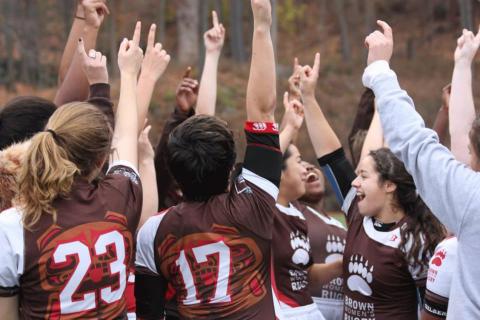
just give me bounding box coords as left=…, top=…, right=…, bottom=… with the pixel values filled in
left=1, top=0, right=480, bottom=210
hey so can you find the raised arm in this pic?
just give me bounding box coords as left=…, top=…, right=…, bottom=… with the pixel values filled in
left=432, top=84, right=450, bottom=146
left=364, top=20, right=480, bottom=234
left=359, top=107, right=384, bottom=161
left=280, top=92, right=304, bottom=153
left=55, top=0, right=109, bottom=105
left=138, top=125, right=158, bottom=228
left=137, top=24, right=171, bottom=135
left=300, top=53, right=342, bottom=158
left=449, top=29, right=480, bottom=164
left=196, top=11, right=225, bottom=116
left=113, top=22, right=143, bottom=167
left=246, top=0, right=276, bottom=122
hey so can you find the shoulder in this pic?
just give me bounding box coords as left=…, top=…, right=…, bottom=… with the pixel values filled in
left=105, top=160, right=141, bottom=186
left=136, top=211, right=169, bottom=274
left=304, top=206, right=347, bottom=231
left=236, top=168, right=278, bottom=200
left=426, top=237, right=457, bottom=298
left=0, top=207, right=23, bottom=237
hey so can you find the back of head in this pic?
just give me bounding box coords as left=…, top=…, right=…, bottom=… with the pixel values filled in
left=0, top=96, right=56, bottom=150
left=349, top=89, right=375, bottom=167
left=17, top=102, right=113, bottom=228
left=166, top=115, right=236, bottom=202
left=369, top=148, right=445, bottom=270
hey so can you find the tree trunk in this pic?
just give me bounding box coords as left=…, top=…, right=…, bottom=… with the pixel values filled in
left=4, top=0, right=16, bottom=89
left=108, top=1, right=119, bottom=78
left=176, top=0, right=200, bottom=64
left=199, top=0, right=210, bottom=71
left=334, top=0, right=351, bottom=62
left=157, top=0, right=166, bottom=43
left=230, top=0, right=246, bottom=62
left=19, top=0, right=40, bottom=85
left=364, top=0, right=376, bottom=35
left=459, top=0, right=474, bottom=30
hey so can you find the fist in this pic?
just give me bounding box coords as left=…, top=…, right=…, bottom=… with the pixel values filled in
left=118, top=22, right=144, bottom=76
left=365, top=20, right=393, bottom=65
left=287, top=57, right=302, bottom=101
left=141, top=24, right=171, bottom=82
left=251, top=0, right=272, bottom=27
left=78, top=38, right=108, bottom=84
left=138, top=124, right=155, bottom=161
left=81, top=0, right=109, bottom=29
left=176, top=68, right=199, bottom=112
left=454, top=28, right=480, bottom=66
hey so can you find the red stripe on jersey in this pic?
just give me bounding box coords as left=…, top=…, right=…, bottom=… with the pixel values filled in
left=244, top=122, right=279, bottom=134
left=247, top=143, right=281, bottom=153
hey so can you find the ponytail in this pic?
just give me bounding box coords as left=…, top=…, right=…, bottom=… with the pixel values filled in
left=18, top=132, right=79, bottom=228
left=16, top=102, right=112, bottom=229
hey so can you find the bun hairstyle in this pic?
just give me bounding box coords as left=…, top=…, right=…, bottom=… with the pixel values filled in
left=369, top=148, right=446, bottom=271
left=17, top=103, right=113, bottom=229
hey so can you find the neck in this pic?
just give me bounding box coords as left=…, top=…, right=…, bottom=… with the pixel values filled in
left=304, top=199, right=324, bottom=214
left=277, top=192, right=291, bottom=207
left=375, top=204, right=405, bottom=224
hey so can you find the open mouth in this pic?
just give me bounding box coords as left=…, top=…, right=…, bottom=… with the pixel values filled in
left=306, top=172, right=318, bottom=183
left=356, top=192, right=365, bottom=201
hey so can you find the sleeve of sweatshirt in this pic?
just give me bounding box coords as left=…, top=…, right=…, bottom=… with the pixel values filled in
left=362, top=60, right=480, bottom=236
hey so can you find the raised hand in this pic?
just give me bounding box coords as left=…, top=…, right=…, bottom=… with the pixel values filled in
left=251, top=0, right=272, bottom=28
left=288, top=57, right=302, bottom=101
left=283, top=92, right=305, bottom=130
left=299, top=53, right=320, bottom=98
left=81, top=0, right=109, bottom=29
left=365, top=20, right=393, bottom=65
left=204, top=11, right=226, bottom=54
left=176, top=67, right=199, bottom=112
left=454, top=28, right=480, bottom=66
left=118, top=21, right=144, bottom=76
left=77, top=38, right=108, bottom=84
left=138, top=124, right=155, bottom=161
left=141, top=24, right=171, bottom=82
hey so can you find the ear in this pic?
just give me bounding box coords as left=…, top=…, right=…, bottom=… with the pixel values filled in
left=383, top=180, right=397, bottom=194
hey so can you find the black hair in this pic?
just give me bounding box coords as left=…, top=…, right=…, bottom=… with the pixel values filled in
left=0, top=96, right=56, bottom=150
left=166, top=115, right=236, bottom=202
left=369, top=148, right=446, bottom=272
left=281, top=144, right=293, bottom=171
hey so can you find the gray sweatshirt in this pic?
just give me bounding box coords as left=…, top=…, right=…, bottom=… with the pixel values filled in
left=363, top=60, right=480, bottom=319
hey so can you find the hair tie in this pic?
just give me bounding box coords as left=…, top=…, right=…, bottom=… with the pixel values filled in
left=46, top=129, right=61, bottom=144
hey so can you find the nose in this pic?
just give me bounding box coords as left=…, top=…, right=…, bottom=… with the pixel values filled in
left=352, top=175, right=360, bottom=188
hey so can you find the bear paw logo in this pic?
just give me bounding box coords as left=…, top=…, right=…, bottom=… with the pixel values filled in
left=325, top=235, right=346, bottom=263
left=347, top=255, right=374, bottom=296
left=431, top=249, right=447, bottom=267
left=290, top=231, right=311, bottom=266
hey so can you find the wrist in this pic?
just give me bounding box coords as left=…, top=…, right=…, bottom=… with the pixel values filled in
left=139, top=156, right=155, bottom=166
left=139, top=73, right=159, bottom=85
left=120, top=72, right=138, bottom=82
left=454, top=58, right=472, bottom=69
left=302, top=93, right=316, bottom=101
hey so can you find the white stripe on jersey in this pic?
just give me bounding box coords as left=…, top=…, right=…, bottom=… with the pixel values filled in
left=135, top=212, right=167, bottom=274
left=341, top=187, right=356, bottom=216
left=306, top=206, right=346, bottom=230
left=0, top=207, right=24, bottom=288
left=241, top=168, right=279, bottom=200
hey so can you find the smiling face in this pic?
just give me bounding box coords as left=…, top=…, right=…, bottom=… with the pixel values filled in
left=299, top=161, right=325, bottom=203
left=279, top=145, right=307, bottom=202
left=351, top=155, right=396, bottom=217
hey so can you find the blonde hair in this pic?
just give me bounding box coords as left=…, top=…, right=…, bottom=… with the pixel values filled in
left=17, top=102, right=112, bottom=229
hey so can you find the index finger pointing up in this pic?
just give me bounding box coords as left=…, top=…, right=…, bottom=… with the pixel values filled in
left=132, top=21, right=142, bottom=47
left=212, top=10, right=219, bottom=28
left=377, top=20, right=392, bottom=39
left=312, top=53, right=321, bottom=76
left=147, top=24, right=156, bottom=50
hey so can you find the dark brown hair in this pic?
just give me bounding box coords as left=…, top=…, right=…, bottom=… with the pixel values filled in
left=166, top=115, right=236, bottom=202
left=370, top=148, right=446, bottom=272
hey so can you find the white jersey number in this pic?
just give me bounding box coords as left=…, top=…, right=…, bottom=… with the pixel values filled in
left=176, top=241, right=231, bottom=305
left=52, top=230, right=126, bottom=314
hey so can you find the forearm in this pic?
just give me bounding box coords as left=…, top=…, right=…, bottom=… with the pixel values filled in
left=449, top=63, right=476, bottom=164
left=139, top=158, right=158, bottom=228
left=55, top=25, right=99, bottom=105
left=246, top=27, right=276, bottom=122
left=432, top=106, right=449, bottom=146
left=136, top=76, right=156, bottom=134
left=303, top=95, right=342, bottom=158
left=114, top=74, right=139, bottom=167
left=360, top=109, right=384, bottom=161
left=196, top=53, right=220, bottom=116
left=309, top=260, right=343, bottom=288
left=279, top=125, right=297, bottom=153
left=59, top=10, right=86, bottom=83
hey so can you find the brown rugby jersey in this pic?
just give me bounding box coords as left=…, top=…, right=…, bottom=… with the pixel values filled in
left=271, top=203, right=313, bottom=308
left=297, top=203, right=346, bottom=318
left=342, top=190, right=426, bottom=320
left=135, top=122, right=282, bottom=320
left=0, top=161, right=142, bottom=319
